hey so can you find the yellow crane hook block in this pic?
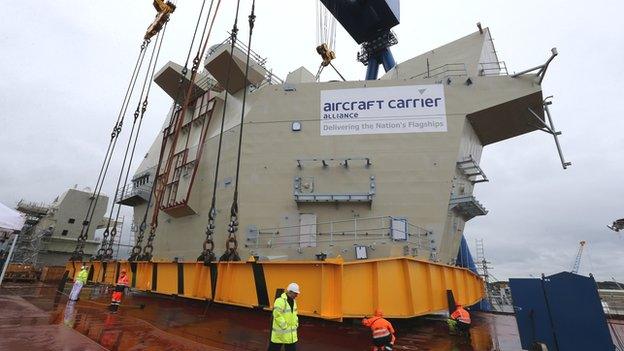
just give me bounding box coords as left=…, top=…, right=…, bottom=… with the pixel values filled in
left=145, top=0, right=176, bottom=40
left=316, top=43, right=336, bottom=67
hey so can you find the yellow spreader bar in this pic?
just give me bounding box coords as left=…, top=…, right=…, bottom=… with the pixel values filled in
left=65, top=256, right=484, bottom=321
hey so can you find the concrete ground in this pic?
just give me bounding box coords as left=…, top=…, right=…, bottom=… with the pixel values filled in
left=0, top=282, right=526, bottom=350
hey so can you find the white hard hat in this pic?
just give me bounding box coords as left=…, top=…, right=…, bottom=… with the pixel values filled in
left=81, top=266, right=86, bottom=269
left=287, top=282, right=300, bottom=294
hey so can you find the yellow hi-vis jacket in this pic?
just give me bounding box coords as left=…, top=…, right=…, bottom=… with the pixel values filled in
left=271, top=292, right=299, bottom=344
left=76, top=269, right=88, bottom=284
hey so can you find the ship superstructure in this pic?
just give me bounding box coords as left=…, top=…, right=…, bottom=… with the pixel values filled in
left=14, top=188, right=109, bottom=265
left=121, top=27, right=559, bottom=267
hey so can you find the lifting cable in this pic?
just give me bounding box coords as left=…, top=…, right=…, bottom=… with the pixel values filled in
left=198, top=0, right=243, bottom=263
left=96, top=34, right=159, bottom=259
left=314, top=0, right=338, bottom=82
left=130, top=0, right=212, bottom=261
left=139, top=0, right=223, bottom=261
left=219, top=0, right=256, bottom=262
left=71, top=40, right=151, bottom=260
left=99, top=24, right=169, bottom=260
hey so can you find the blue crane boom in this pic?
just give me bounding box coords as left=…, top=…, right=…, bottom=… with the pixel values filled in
left=319, top=0, right=400, bottom=80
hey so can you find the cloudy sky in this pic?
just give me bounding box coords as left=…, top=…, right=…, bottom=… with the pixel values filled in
left=1, top=1, right=622, bottom=281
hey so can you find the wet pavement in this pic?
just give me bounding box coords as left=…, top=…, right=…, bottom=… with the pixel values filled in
left=0, top=282, right=524, bottom=350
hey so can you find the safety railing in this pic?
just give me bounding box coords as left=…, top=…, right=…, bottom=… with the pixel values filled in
left=115, top=183, right=152, bottom=205
left=249, top=216, right=432, bottom=250
left=193, top=73, right=220, bottom=93
left=209, top=33, right=268, bottom=67
left=478, top=61, right=509, bottom=76
left=207, top=34, right=283, bottom=87
left=115, top=168, right=155, bottom=205
left=409, top=63, right=467, bottom=80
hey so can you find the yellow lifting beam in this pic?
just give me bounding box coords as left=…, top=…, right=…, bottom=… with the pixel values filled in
left=66, top=257, right=484, bottom=321
left=145, top=0, right=176, bottom=40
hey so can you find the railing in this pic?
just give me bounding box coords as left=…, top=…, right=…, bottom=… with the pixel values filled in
left=16, top=200, right=50, bottom=216
left=209, top=33, right=268, bottom=67
left=449, top=195, right=488, bottom=220
left=194, top=73, right=220, bottom=92
left=115, top=178, right=153, bottom=204
left=457, top=156, right=489, bottom=184
left=207, top=34, right=284, bottom=87
left=248, top=216, right=432, bottom=251
left=478, top=61, right=509, bottom=76
left=409, top=63, right=468, bottom=80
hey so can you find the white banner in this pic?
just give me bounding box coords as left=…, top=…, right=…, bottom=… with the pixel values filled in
left=320, top=84, right=447, bottom=136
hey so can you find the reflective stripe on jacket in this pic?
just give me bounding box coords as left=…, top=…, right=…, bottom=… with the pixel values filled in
left=451, top=307, right=471, bottom=324
left=271, top=292, right=298, bottom=344
left=77, top=269, right=88, bottom=284
left=362, top=316, right=396, bottom=343
left=117, top=274, right=129, bottom=286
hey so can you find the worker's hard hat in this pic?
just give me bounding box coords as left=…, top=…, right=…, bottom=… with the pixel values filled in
left=81, top=265, right=86, bottom=270
left=374, top=309, right=384, bottom=317
left=287, top=282, right=300, bottom=294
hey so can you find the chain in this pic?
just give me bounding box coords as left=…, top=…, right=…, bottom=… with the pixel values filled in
left=140, top=225, right=158, bottom=261
left=105, top=226, right=116, bottom=257
left=72, top=219, right=91, bottom=259
left=101, top=37, right=155, bottom=260
left=70, top=108, right=127, bottom=260
left=129, top=221, right=147, bottom=261
left=219, top=200, right=240, bottom=261
left=220, top=0, right=254, bottom=262
left=95, top=227, right=111, bottom=258
left=198, top=206, right=217, bottom=263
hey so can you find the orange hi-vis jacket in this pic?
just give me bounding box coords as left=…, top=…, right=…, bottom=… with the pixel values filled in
left=117, top=274, right=129, bottom=286
left=112, top=273, right=130, bottom=303
left=362, top=316, right=396, bottom=344
left=451, top=306, right=471, bottom=324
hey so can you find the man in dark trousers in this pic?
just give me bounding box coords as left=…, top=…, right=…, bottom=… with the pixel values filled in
left=268, top=282, right=300, bottom=351
left=362, top=309, right=396, bottom=351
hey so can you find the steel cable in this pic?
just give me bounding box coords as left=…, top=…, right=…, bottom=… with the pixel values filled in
left=71, top=40, right=150, bottom=260
left=220, top=0, right=256, bottom=262
left=102, top=24, right=169, bottom=259
left=141, top=0, right=222, bottom=261
left=131, top=0, right=212, bottom=261
left=199, top=0, right=242, bottom=263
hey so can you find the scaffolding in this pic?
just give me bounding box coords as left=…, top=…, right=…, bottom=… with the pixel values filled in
left=11, top=200, right=52, bottom=267
left=475, top=239, right=511, bottom=312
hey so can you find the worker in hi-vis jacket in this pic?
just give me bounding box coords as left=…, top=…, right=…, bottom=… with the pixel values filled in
left=268, top=282, right=300, bottom=351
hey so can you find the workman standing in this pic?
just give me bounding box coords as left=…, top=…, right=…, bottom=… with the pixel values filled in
left=449, top=304, right=471, bottom=335
left=109, top=269, right=129, bottom=312
left=69, top=266, right=88, bottom=301
left=268, top=282, right=300, bottom=351
left=362, top=309, right=396, bottom=351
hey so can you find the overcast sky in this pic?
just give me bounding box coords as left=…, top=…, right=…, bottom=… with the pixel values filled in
left=1, top=1, right=622, bottom=281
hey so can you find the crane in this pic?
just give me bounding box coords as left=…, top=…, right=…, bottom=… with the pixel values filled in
left=145, top=0, right=176, bottom=40
left=319, top=0, right=400, bottom=80
left=607, top=218, right=624, bottom=232
left=315, top=1, right=343, bottom=81
left=571, top=240, right=586, bottom=274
